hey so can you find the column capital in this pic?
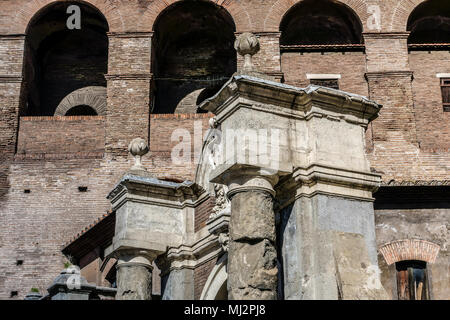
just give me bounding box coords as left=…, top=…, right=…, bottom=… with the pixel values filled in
left=210, top=163, right=280, bottom=198
left=114, top=248, right=158, bottom=270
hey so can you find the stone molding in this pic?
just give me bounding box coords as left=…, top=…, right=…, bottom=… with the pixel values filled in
left=379, top=239, right=441, bottom=265
left=199, top=75, right=382, bottom=126
left=365, top=71, right=414, bottom=81
left=107, top=32, right=153, bottom=38
left=105, top=73, right=153, bottom=81
left=0, top=75, right=22, bottom=83
left=382, top=180, right=450, bottom=187
left=362, top=32, right=410, bottom=40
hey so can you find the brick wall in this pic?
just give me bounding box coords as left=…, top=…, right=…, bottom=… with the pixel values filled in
left=194, top=197, right=216, bottom=232
left=17, top=116, right=105, bottom=155
left=194, top=257, right=218, bottom=300
left=409, top=51, right=450, bottom=152
left=281, top=51, right=368, bottom=95
left=0, top=0, right=449, bottom=300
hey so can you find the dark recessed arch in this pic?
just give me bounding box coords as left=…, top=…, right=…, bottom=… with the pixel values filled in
left=407, top=0, right=450, bottom=44
left=279, top=0, right=363, bottom=46
left=23, top=1, right=109, bottom=116
left=152, top=1, right=236, bottom=114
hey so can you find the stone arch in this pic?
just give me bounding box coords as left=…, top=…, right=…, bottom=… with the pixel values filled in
left=54, top=86, right=107, bottom=116
left=263, top=0, right=369, bottom=33
left=379, top=239, right=440, bottom=265
left=388, top=0, right=428, bottom=32
left=9, top=0, right=124, bottom=34
left=200, top=254, right=228, bottom=300
left=138, top=0, right=252, bottom=32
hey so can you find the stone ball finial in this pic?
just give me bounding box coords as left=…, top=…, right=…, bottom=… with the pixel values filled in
left=128, top=138, right=149, bottom=171
left=234, top=32, right=260, bottom=71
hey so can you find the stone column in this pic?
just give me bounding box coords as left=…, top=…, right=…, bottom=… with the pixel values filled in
left=225, top=174, right=279, bottom=300
left=115, top=249, right=156, bottom=300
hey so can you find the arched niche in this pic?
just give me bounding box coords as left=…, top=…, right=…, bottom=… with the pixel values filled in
left=407, top=0, right=450, bottom=44
left=152, top=1, right=236, bottom=114
left=23, top=1, right=109, bottom=116
left=200, top=254, right=228, bottom=300
left=279, top=0, right=363, bottom=46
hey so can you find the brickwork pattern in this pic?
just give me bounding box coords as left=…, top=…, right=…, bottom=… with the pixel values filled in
left=0, top=0, right=449, bottom=300
left=379, top=239, right=441, bottom=265
left=194, top=257, right=218, bottom=300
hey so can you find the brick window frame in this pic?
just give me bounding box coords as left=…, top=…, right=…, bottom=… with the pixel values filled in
left=440, top=78, right=450, bottom=112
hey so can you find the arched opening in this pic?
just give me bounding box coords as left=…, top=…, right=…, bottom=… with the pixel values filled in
left=200, top=254, right=228, bottom=300
left=407, top=0, right=450, bottom=45
left=65, top=105, right=98, bottom=116
left=23, top=1, right=109, bottom=116
left=152, top=1, right=236, bottom=114
left=279, top=0, right=363, bottom=46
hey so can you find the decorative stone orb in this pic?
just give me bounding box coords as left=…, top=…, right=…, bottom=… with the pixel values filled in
left=128, top=138, right=149, bottom=170
left=234, top=32, right=260, bottom=57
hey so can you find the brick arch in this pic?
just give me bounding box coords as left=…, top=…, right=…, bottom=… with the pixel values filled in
left=8, top=0, right=125, bottom=34
left=138, top=0, right=253, bottom=32
left=263, top=0, right=369, bottom=32
left=379, top=239, right=440, bottom=265
left=388, top=0, right=438, bottom=32
left=54, top=86, right=107, bottom=116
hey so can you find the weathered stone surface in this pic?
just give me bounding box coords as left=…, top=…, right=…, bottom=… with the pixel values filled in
left=229, top=191, right=275, bottom=242
left=227, top=239, right=277, bottom=300
left=161, top=269, right=194, bottom=300
left=332, top=232, right=389, bottom=300
left=116, top=264, right=152, bottom=300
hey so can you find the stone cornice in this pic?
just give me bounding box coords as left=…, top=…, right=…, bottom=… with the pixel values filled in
left=199, top=75, right=382, bottom=125
left=107, top=31, right=153, bottom=38
left=363, top=32, right=410, bottom=40
left=160, top=232, right=222, bottom=272
left=382, top=180, right=450, bottom=187
left=0, top=34, right=26, bottom=40
left=108, top=173, right=205, bottom=209
left=0, top=76, right=23, bottom=83
left=365, top=71, right=413, bottom=80
left=105, top=73, right=153, bottom=81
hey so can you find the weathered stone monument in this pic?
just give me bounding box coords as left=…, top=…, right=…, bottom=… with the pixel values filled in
left=105, top=33, right=388, bottom=300
left=198, top=33, right=388, bottom=299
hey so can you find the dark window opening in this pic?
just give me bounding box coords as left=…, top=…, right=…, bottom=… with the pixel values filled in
left=441, top=78, right=450, bottom=112
left=66, top=105, right=98, bottom=116
left=280, top=0, right=363, bottom=46
left=396, top=260, right=430, bottom=300
left=24, top=189, right=31, bottom=194
left=78, top=186, right=88, bottom=192
left=309, top=79, right=339, bottom=90
left=152, top=2, right=236, bottom=114
left=407, top=0, right=450, bottom=46
left=23, top=2, right=109, bottom=116
left=16, top=260, right=23, bottom=266
left=10, top=291, right=18, bottom=298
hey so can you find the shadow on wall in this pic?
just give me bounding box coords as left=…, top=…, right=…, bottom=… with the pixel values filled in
left=22, top=1, right=109, bottom=116
left=152, top=1, right=237, bottom=114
